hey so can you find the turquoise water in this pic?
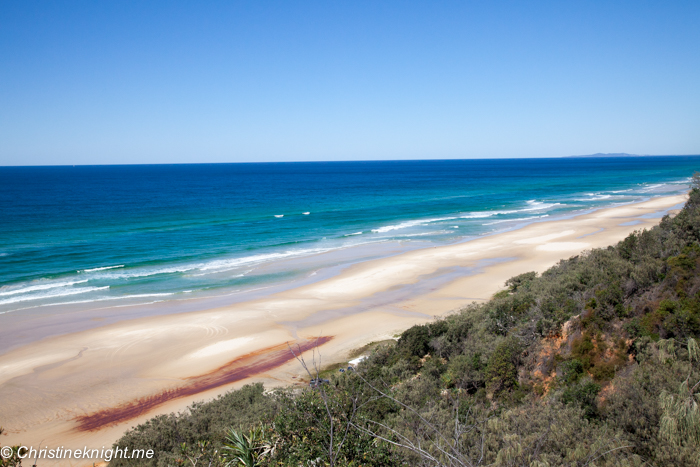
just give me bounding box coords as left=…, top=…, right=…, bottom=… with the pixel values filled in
left=0, top=157, right=698, bottom=317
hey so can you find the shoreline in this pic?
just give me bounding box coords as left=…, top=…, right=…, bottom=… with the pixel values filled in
left=0, top=239, right=425, bottom=355
left=0, top=195, right=684, bottom=355
left=0, top=193, right=688, bottom=465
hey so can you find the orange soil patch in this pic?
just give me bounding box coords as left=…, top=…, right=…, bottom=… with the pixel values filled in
left=528, top=318, right=578, bottom=392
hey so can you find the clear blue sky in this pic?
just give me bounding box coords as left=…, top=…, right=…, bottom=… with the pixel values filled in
left=1, top=1, right=699, bottom=165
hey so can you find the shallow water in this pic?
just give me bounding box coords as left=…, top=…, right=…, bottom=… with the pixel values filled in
left=0, top=156, right=698, bottom=318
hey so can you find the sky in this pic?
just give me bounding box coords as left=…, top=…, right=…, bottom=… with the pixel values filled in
left=1, top=1, right=699, bottom=165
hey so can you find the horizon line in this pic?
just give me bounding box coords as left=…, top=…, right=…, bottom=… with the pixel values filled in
left=2, top=153, right=700, bottom=168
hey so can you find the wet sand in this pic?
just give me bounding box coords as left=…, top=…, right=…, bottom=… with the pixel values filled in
left=0, top=194, right=686, bottom=466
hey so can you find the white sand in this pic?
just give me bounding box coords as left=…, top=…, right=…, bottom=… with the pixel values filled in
left=0, top=194, right=686, bottom=466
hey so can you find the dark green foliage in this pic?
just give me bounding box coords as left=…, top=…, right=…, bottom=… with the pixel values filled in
left=269, top=389, right=397, bottom=466
left=561, top=380, right=601, bottom=419
left=571, top=332, right=596, bottom=370
left=397, top=324, right=430, bottom=357
left=0, top=442, right=23, bottom=467
left=478, top=401, right=635, bottom=466
left=110, top=383, right=276, bottom=467
left=602, top=344, right=700, bottom=466
left=221, top=425, right=272, bottom=467
left=505, top=271, right=537, bottom=292
left=485, top=337, right=521, bottom=395
left=559, top=358, right=584, bottom=384
left=487, top=292, right=535, bottom=335
left=395, top=320, right=450, bottom=359
left=429, top=309, right=480, bottom=359
left=443, top=354, right=484, bottom=392
left=112, top=183, right=700, bottom=466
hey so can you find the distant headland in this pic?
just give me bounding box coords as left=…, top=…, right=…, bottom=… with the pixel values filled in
left=568, top=152, right=647, bottom=158
left=569, top=153, right=700, bottom=158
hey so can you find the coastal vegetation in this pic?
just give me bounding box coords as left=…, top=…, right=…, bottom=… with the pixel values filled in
left=106, top=178, right=700, bottom=466
left=5, top=182, right=700, bottom=466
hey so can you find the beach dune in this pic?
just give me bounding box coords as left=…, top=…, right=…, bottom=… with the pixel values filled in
left=0, top=194, right=687, bottom=465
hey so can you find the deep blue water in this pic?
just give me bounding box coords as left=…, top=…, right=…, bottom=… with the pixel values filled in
left=0, top=156, right=698, bottom=316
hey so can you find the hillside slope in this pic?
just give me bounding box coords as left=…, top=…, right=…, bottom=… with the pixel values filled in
left=100, top=179, right=700, bottom=466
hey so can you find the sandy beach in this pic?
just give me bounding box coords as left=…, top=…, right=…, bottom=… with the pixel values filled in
left=0, top=194, right=687, bottom=465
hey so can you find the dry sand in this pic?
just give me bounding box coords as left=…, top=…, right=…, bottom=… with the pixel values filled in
left=0, top=194, right=686, bottom=465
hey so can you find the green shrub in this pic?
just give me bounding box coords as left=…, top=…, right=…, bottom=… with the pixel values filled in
left=505, top=271, right=537, bottom=292
left=561, top=381, right=601, bottom=419
left=110, top=383, right=276, bottom=467
left=485, top=337, right=522, bottom=396
left=110, top=187, right=700, bottom=467
left=559, top=359, right=585, bottom=384
left=396, top=324, right=430, bottom=358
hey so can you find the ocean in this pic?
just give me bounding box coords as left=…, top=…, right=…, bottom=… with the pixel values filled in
left=0, top=156, right=698, bottom=319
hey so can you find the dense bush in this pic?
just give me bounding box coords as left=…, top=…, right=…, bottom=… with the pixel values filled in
left=485, top=337, right=521, bottom=396
left=561, top=380, right=601, bottom=419
left=112, top=181, right=700, bottom=466
left=110, top=383, right=276, bottom=467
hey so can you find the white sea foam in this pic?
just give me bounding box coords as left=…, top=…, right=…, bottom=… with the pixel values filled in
left=634, top=179, right=696, bottom=194
left=371, top=216, right=457, bottom=234
left=461, top=209, right=519, bottom=218
left=274, top=214, right=284, bottom=218
left=397, top=231, right=450, bottom=237
left=640, top=182, right=688, bottom=193
left=118, top=292, right=173, bottom=298
left=196, top=248, right=334, bottom=273
left=461, top=212, right=496, bottom=218
left=482, top=215, right=549, bottom=225
left=0, top=286, right=109, bottom=306
left=189, top=270, right=250, bottom=278
left=100, top=265, right=198, bottom=279
left=372, top=220, right=426, bottom=233
left=372, top=207, right=560, bottom=234
left=574, top=193, right=613, bottom=201
left=80, top=265, right=124, bottom=273
left=0, top=280, right=89, bottom=297
left=303, top=212, right=310, bottom=215
left=3, top=292, right=179, bottom=312
left=461, top=202, right=559, bottom=219
left=345, top=232, right=363, bottom=236
left=372, top=230, right=449, bottom=240
left=521, top=201, right=562, bottom=211
left=668, top=178, right=692, bottom=184
left=96, top=247, right=336, bottom=280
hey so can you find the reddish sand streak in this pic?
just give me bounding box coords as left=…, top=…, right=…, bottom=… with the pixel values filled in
left=74, top=336, right=333, bottom=431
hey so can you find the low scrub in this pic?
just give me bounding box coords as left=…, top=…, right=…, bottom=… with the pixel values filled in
left=105, top=177, right=700, bottom=466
